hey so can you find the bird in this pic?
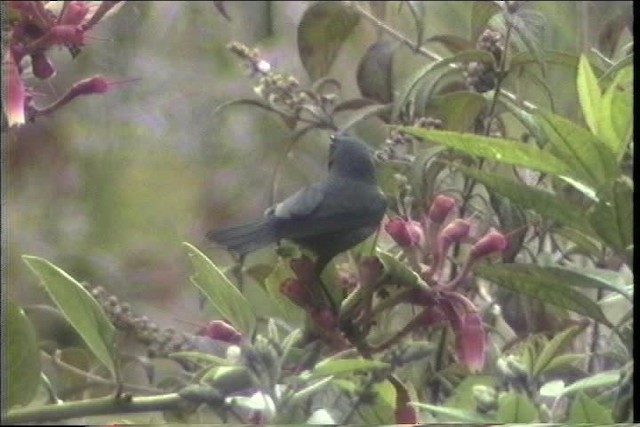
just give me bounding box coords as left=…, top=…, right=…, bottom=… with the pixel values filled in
left=207, top=134, right=387, bottom=279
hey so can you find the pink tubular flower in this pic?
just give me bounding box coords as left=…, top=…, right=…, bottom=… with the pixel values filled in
left=469, top=228, right=508, bottom=262
left=453, top=312, right=486, bottom=373
left=427, top=194, right=457, bottom=224
left=200, top=320, right=242, bottom=344
left=31, top=52, right=56, bottom=79
left=3, top=52, right=26, bottom=127
left=385, top=217, right=424, bottom=248
left=280, top=278, right=312, bottom=309
left=59, top=1, right=91, bottom=25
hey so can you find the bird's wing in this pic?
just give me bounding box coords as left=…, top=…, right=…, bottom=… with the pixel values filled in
left=270, top=182, right=326, bottom=219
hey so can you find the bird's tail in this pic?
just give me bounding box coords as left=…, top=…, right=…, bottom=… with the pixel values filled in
left=207, top=218, right=276, bottom=256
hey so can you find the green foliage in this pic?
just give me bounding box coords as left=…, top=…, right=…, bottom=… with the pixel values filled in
left=5, top=1, right=633, bottom=425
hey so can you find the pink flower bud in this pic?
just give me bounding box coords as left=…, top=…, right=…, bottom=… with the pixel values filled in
left=385, top=217, right=424, bottom=248
left=71, top=75, right=111, bottom=95
left=3, top=52, right=26, bottom=127
left=453, top=312, right=486, bottom=373
left=469, top=228, right=507, bottom=261
left=60, top=1, right=90, bottom=25
left=31, top=52, right=56, bottom=79
left=310, top=308, right=337, bottom=330
left=395, top=404, right=418, bottom=424
left=200, top=320, right=242, bottom=344
left=280, top=278, right=312, bottom=309
left=28, top=25, right=86, bottom=51
left=428, top=194, right=456, bottom=224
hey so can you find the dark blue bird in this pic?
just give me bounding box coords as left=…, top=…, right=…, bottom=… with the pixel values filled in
left=207, top=134, right=387, bottom=275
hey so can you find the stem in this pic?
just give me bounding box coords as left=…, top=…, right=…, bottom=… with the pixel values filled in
left=348, top=2, right=539, bottom=112
left=4, top=393, right=185, bottom=424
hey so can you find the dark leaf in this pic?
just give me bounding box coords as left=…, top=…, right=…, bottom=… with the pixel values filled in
left=297, top=2, right=360, bottom=81
left=333, top=98, right=379, bottom=113
left=213, top=1, right=231, bottom=21
left=597, top=9, right=633, bottom=58
left=470, top=0, right=502, bottom=40
left=357, top=41, right=396, bottom=104
left=425, top=34, right=475, bottom=54
left=589, top=177, right=633, bottom=257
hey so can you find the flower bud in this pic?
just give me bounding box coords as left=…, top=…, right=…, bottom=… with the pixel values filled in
left=201, top=320, right=242, bottom=344
left=469, top=228, right=508, bottom=262
left=427, top=195, right=456, bottom=224
left=31, top=52, right=56, bottom=79
left=385, top=217, right=424, bottom=248
left=60, top=1, right=90, bottom=25
left=280, top=278, right=312, bottom=309
left=310, top=308, right=337, bottom=330
left=453, top=312, right=485, bottom=373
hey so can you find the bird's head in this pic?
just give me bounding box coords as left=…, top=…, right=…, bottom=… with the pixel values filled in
left=327, top=134, right=377, bottom=183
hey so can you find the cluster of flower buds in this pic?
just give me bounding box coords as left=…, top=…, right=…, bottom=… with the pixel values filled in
left=465, top=29, right=504, bottom=93
left=376, top=116, right=443, bottom=163
left=226, top=41, right=338, bottom=129
left=3, top=1, right=127, bottom=127
left=382, top=194, right=508, bottom=372
left=86, top=283, right=199, bottom=357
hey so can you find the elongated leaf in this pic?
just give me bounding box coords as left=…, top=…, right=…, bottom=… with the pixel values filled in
left=6, top=300, right=42, bottom=408
left=401, top=128, right=571, bottom=178
left=22, top=255, right=116, bottom=376
left=297, top=1, right=360, bottom=81
left=577, top=55, right=602, bottom=135
left=308, top=358, right=389, bottom=379
left=497, top=95, right=548, bottom=146
left=532, top=325, right=585, bottom=377
left=537, top=111, right=620, bottom=189
left=356, top=379, right=396, bottom=424
left=357, top=41, right=395, bottom=104
left=288, top=376, right=334, bottom=406
left=392, top=50, right=495, bottom=121
left=340, top=103, right=391, bottom=130
left=568, top=392, right=614, bottom=424
left=333, top=97, right=378, bottom=113
left=410, top=402, right=492, bottom=423
left=183, top=243, right=256, bottom=334
left=497, top=392, right=538, bottom=423
left=589, top=177, right=633, bottom=256
left=475, top=264, right=612, bottom=326
left=599, top=66, right=633, bottom=158
left=540, top=353, right=585, bottom=376
left=598, top=53, right=633, bottom=83
left=536, top=265, right=632, bottom=300
left=454, top=165, right=595, bottom=237
left=405, top=1, right=427, bottom=49
left=424, top=92, right=488, bottom=132
left=561, top=370, right=619, bottom=396
left=470, top=0, right=502, bottom=40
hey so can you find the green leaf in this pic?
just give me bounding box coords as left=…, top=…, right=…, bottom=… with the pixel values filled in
left=444, top=375, right=497, bottom=411
left=561, top=370, right=619, bottom=396
left=340, top=103, right=392, bottom=131
left=539, top=353, right=586, bottom=376
left=598, top=53, right=633, bottom=83
left=357, top=41, right=395, bottom=104
left=424, top=91, right=488, bottom=132
left=475, top=264, right=612, bottom=327
left=510, top=50, right=589, bottom=71
left=470, top=0, right=502, bottom=40
left=568, top=392, right=614, bottom=424
left=308, top=358, right=389, bottom=379
left=401, top=128, right=571, bottom=177
left=533, top=265, right=632, bottom=301
left=537, top=110, right=620, bottom=189
left=288, top=376, right=335, bottom=407
left=577, top=54, right=602, bottom=135
left=496, top=392, right=538, bottom=423
left=509, top=7, right=548, bottom=76
left=183, top=242, right=256, bottom=335
left=22, top=255, right=116, bottom=377
left=297, top=1, right=360, bottom=81
left=411, top=402, right=492, bottom=423
left=532, top=325, right=585, bottom=377
left=589, top=177, right=633, bottom=256
left=392, top=50, right=495, bottom=122
left=169, top=351, right=233, bottom=368
left=6, top=300, right=42, bottom=408
left=599, top=66, right=633, bottom=158
left=356, top=379, right=396, bottom=424
left=453, top=165, right=595, bottom=237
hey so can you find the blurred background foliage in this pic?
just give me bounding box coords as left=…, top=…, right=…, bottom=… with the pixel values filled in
left=5, top=0, right=632, bottom=329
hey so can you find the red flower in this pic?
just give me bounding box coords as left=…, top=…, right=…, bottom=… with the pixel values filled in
left=3, top=52, right=26, bottom=127
left=469, top=228, right=508, bottom=261
left=200, top=320, right=242, bottom=344
left=280, top=278, right=313, bottom=309
left=453, top=312, right=486, bottom=373
left=427, top=194, right=456, bottom=224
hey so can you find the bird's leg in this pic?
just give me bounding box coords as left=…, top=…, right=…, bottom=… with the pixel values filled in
left=314, top=258, right=338, bottom=312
